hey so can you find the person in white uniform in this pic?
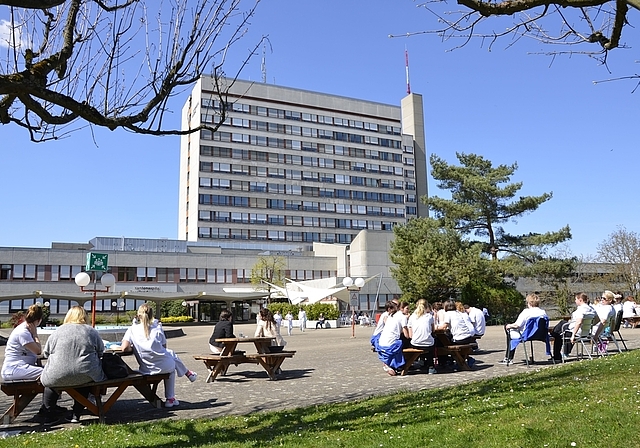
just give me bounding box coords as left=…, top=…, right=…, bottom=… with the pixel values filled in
left=121, top=304, right=198, bottom=408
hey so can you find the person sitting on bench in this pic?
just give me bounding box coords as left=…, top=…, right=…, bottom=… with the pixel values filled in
left=121, top=304, right=198, bottom=409
left=1, top=304, right=44, bottom=383
left=255, top=308, right=287, bottom=352
left=316, top=313, right=326, bottom=329
left=40, top=306, right=107, bottom=424
left=209, top=310, right=235, bottom=354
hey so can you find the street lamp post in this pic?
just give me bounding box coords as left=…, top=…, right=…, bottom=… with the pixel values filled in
left=75, top=271, right=116, bottom=327
left=112, top=300, right=125, bottom=325
left=343, top=276, right=365, bottom=338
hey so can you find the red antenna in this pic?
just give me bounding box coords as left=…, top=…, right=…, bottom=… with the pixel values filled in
left=405, top=47, right=411, bottom=94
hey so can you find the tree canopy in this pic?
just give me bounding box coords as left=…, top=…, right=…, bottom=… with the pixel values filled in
left=0, top=0, right=264, bottom=141
left=389, top=217, right=495, bottom=302
left=250, top=255, right=287, bottom=302
left=426, top=152, right=572, bottom=264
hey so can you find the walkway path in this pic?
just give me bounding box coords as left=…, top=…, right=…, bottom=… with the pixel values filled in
left=0, top=323, right=637, bottom=431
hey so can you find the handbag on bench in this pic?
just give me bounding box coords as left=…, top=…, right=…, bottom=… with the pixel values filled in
left=101, top=353, right=129, bottom=379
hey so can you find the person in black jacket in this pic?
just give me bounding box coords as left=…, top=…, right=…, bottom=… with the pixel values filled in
left=209, top=310, right=235, bottom=354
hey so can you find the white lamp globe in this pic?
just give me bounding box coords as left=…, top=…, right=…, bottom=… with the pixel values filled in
left=342, top=277, right=353, bottom=287
left=354, top=277, right=365, bottom=288
left=112, top=301, right=117, bottom=307
left=100, top=273, right=116, bottom=288
left=75, top=272, right=91, bottom=287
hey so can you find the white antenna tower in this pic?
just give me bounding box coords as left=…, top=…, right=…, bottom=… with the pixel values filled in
left=261, top=45, right=267, bottom=83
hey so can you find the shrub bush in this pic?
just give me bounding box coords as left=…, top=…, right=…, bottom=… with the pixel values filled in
left=160, top=316, right=195, bottom=324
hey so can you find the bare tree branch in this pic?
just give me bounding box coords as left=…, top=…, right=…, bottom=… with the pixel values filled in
left=0, top=0, right=265, bottom=142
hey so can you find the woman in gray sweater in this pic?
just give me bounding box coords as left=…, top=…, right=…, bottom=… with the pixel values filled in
left=40, top=306, right=107, bottom=424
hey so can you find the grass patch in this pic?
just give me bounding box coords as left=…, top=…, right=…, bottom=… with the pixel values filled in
left=4, top=351, right=640, bottom=447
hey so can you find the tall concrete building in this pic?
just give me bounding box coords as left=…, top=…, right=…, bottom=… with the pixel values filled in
left=179, top=78, right=427, bottom=248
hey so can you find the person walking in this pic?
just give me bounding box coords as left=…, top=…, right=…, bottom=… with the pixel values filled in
left=298, top=309, right=307, bottom=332
left=285, top=311, right=294, bottom=336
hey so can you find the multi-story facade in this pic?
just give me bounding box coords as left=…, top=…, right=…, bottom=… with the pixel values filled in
left=179, top=78, right=428, bottom=248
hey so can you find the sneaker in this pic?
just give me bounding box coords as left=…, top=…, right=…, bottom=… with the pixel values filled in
left=164, top=397, right=179, bottom=408
left=498, top=358, right=512, bottom=365
left=186, top=370, right=198, bottom=382
left=386, top=366, right=396, bottom=376
left=42, top=413, right=62, bottom=426
left=428, top=367, right=437, bottom=375
left=65, top=414, right=81, bottom=423
left=467, top=357, right=476, bottom=368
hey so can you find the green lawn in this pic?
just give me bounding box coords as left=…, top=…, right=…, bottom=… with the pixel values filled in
left=4, top=351, right=640, bottom=447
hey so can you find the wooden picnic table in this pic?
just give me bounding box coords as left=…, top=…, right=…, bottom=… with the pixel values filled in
left=194, top=337, right=295, bottom=382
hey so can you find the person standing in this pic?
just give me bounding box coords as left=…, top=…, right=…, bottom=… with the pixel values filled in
left=274, top=310, right=283, bottom=329
left=298, top=308, right=307, bottom=332
left=285, top=311, right=294, bottom=336
left=121, top=304, right=198, bottom=409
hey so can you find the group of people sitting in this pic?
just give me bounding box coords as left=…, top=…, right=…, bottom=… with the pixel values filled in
left=498, top=291, right=620, bottom=365
left=370, top=299, right=485, bottom=376
left=1, top=304, right=198, bottom=425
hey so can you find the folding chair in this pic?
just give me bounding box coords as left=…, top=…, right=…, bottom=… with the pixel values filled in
left=562, top=316, right=595, bottom=362
left=593, top=310, right=622, bottom=355
left=510, top=316, right=553, bottom=367
left=612, top=309, right=628, bottom=351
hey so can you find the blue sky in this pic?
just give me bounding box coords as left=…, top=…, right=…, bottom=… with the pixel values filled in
left=1, top=0, right=639, bottom=257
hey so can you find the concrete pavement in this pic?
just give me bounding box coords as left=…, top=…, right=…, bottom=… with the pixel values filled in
left=0, top=322, right=637, bottom=432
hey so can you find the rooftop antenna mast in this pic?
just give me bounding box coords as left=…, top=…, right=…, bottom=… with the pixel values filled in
left=261, top=44, right=267, bottom=83
left=405, top=46, right=411, bottom=94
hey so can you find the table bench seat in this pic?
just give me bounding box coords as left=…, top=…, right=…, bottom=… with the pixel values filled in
left=1, top=372, right=169, bottom=424
left=194, top=350, right=296, bottom=382
left=400, top=348, right=432, bottom=376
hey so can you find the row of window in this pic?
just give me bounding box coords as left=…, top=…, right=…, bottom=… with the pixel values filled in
left=200, top=98, right=402, bottom=136
left=198, top=210, right=406, bottom=225
left=200, top=129, right=403, bottom=151
left=199, top=178, right=416, bottom=194
left=199, top=145, right=411, bottom=171
left=199, top=180, right=411, bottom=202
left=198, top=162, right=415, bottom=182
left=197, top=226, right=396, bottom=242
left=198, top=194, right=407, bottom=208
left=2, top=264, right=335, bottom=283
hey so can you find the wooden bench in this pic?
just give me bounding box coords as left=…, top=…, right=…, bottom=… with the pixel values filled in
left=399, top=348, right=432, bottom=376
left=193, top=354, right=258, bottom=383
left=244, top=351, right=296, bottom=380
left=434, top=331, right=477, bottom=371
left=194, top=350, right=296, bottom=382
left=1, top=372, right=170, bottom=424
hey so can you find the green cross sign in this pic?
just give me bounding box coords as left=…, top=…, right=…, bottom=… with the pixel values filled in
left=86, top=253, right=109, bottom=272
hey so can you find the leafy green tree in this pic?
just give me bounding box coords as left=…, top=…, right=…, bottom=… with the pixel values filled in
left=251, top=255, right=287, bottom=304
left=389, top=217, right=496, bottom=303
left=161, top=300, right=188, bottom=318
left=426, top=153, right=572, bottom=277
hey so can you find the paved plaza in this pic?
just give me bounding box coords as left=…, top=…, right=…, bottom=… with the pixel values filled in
left=0, top=322, right=638, bottom=432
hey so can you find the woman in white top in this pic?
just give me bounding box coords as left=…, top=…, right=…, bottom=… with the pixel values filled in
left=407, top=299, right=436, bottom=373
left=550, top=292, right=596, bottom=360
left=121, top=304, right=197, bottom=408
left=1, top=304, right=43, bottom=382
left=376, top=301, right=404, bottom=375
left=254, top=308, right=287, bottom=351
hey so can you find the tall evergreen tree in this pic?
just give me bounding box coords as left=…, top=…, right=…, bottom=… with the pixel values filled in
left=426, top=152, right=572, bottom=265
